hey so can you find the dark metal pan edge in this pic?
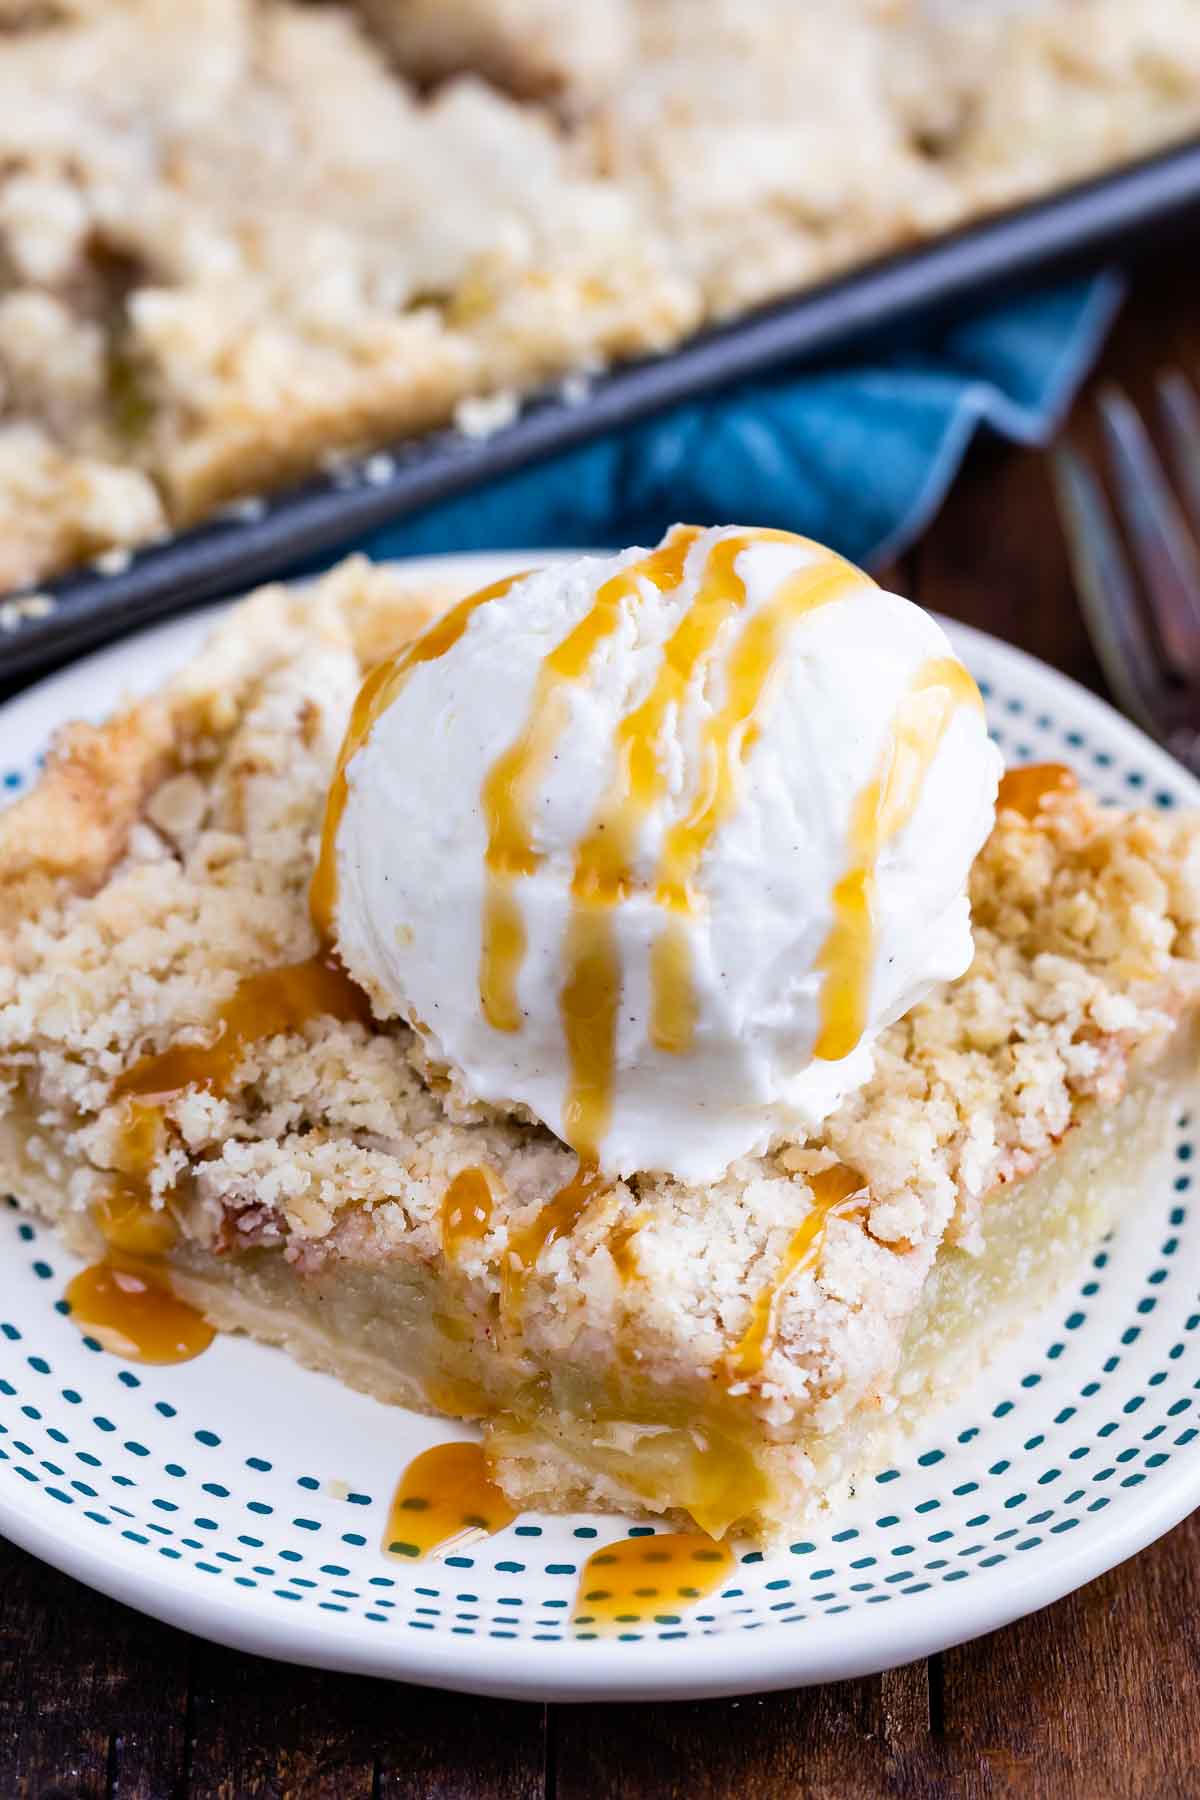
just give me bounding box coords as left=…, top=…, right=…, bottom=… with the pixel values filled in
left=5, top=134, right=1200, bottom=684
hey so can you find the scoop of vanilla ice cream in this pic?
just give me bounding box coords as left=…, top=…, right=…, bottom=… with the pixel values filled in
left=333, top=526, right=1002, bottom=1182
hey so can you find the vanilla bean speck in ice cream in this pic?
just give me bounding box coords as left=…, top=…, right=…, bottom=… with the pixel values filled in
left=316, top=526, right=1002, bottom=1183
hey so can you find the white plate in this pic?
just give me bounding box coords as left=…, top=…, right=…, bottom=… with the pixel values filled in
left=2, top=551, right=1199, bottom=1703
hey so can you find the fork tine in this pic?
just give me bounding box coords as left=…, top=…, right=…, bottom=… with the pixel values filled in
left=1157, top=369, right=1200, bottom=536
left=1097, top=384, right=1200, bottom=679
left=1050, top=444, right=1169, bottom=739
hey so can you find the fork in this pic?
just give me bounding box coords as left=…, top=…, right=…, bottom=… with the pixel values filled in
left=1052, top=371, right=1200, bottom=775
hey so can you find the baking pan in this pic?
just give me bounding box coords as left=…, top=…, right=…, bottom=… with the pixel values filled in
left=5, top=134, right=1200, bottom=683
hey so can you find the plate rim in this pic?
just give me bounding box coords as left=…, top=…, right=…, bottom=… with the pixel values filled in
left=2, top=547, right=1199, bottom=1701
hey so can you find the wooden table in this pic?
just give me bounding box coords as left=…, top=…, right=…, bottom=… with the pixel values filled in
left=4, top=263, right=1199, bottom=1800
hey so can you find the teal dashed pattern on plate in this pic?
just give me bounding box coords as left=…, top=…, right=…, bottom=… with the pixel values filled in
left=1, top=585, right=1200, bottom=1697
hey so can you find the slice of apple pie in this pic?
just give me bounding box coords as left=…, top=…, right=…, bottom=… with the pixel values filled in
left=1, top=545, right=1198, bottom=1541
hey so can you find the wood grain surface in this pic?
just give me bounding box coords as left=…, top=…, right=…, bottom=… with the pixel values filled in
left=3, top=260, right=1199, bottom=1800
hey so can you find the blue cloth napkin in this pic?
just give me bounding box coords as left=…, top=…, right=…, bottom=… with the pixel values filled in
left=345, top=273, right=1123, bottom=572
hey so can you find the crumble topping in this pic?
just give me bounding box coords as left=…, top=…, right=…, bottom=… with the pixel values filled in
left=2, top=560, right=1199, bottom=1444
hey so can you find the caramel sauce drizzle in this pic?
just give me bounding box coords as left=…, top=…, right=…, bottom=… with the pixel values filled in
left=439, top=1165, right=495, bottom=1260
left=478, top=530, right=704, bottom=1314
left=310, top=570, right=529, bottom=943
left=502, top=1159, right=610, bottom=1320
left=554, top=529, right=761, bottom=1146
left=570, top=530, right=800, bottom=911
left=815, top=656, right=984, bottom=1064
left=113, top=955, right=370, bottom=1106
left=64, top=1081, right=213, bottom=1363
left=95, top=1096, right=173, bottom=1254
left=649, top=553, right=860, bottom=1054
left=68, top=954, right=376, bottom=1366
left=382, top=1442, right=516, bottom=1559
left=435, top=1170, right=495, bottom=1406
left=996, top=761, right=1078, bottom=821
left=607, top=1210, right=646, bottom=1283
left=93, top=1185, right=178, bottom=1258
left=557, top=905, right=623, bottom=1175
left=573, top=1532, right=735, bottom=1633
left=564, top=529, right=840, bottom=1109
left=485, top=529, right=863, bottom=1317
left=67, top=571, right=540, bottom=1374
left=545, top=541, right=857, bottom=1264
left=479, top=526, right=701, bottom=1035
left=727, top=1164, right=867, bottom=1381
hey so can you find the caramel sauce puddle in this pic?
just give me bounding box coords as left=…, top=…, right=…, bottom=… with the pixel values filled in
left=64, top=1259, right=215, bottom=1365
left=382, top=1442, right=516, bottom=1559
left=381, top=1451, right=738, bottom=1629
left=573, top=1532, right=735, bottom=1633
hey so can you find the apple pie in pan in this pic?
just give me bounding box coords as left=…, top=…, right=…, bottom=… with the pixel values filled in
left=2, top=0, right=1199, bottom=590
